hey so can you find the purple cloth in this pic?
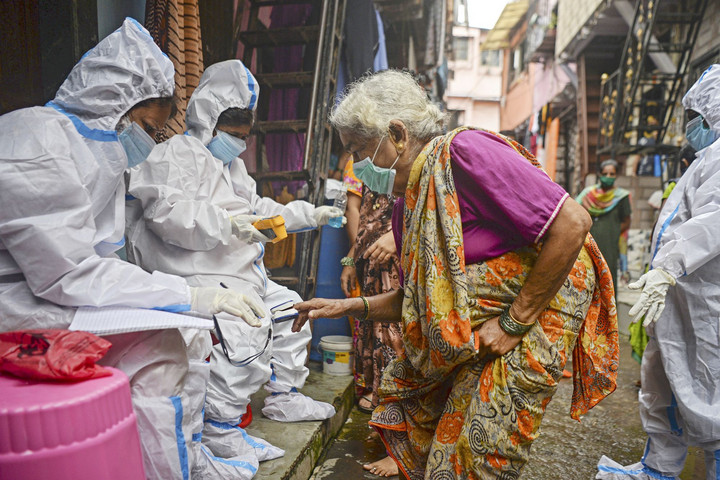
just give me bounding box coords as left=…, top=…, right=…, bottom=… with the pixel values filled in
left=392, top=130, right=569, bottom=280
left=266, top=5, right=312, bottom=194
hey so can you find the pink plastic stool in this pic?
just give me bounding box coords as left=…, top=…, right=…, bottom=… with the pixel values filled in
left=0, top=367, right=145, bottom=480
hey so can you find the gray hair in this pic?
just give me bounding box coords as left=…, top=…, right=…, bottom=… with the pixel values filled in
left=329, top=70, right=445, bottom=142
left=599, top=159, right=618, bottom=172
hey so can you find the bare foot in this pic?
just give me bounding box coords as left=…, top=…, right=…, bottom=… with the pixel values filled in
left=363, top=456, right=398, bottom=477
left=358, top=394, right=374, bottom=413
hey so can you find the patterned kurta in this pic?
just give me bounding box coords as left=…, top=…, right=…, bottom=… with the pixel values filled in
left=343, top=160, right=404, bottom=407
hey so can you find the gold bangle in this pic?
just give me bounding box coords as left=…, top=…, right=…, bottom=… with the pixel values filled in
left=360, top=296, right=370, bottom=321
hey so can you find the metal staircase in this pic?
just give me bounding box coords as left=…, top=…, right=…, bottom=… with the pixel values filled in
left=597, top=0, right=708, bottom=159
left=235, top=0, right=346, bottom=299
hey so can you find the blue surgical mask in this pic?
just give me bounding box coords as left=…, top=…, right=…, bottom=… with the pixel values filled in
left=353, top=137, right=400, bottom=195
left=207, top=131, right=247, bottom=165
left=118, top=122, right=156, bottom=168
left=686, top=115, right=719, bottom=151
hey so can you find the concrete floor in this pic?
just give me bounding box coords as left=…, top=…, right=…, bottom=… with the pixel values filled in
left=308, top=299, right=707, bottom=480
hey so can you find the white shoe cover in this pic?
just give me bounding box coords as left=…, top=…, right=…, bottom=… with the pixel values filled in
left=192, top=443, right=259, bottom=480
left=261, top=390, right=336, bottom=422
left=203, top=420, right=284, bottom=462
left=596, top=456, right=679, bottom=480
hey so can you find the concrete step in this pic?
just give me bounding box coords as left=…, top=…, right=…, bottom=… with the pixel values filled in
left=245, top=362, right=355, bottom=480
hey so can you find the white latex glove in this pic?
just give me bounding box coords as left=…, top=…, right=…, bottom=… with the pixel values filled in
left=313, top=206, right=346, bottom=226
left=230, top=214, right=271, bottom=243
left=190, top=287, right=266, bottom=327
left=628, top=268, right=676, bottom=327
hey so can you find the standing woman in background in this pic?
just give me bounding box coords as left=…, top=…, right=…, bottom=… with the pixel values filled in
left=576, top=159, right=632, bottom=289
left=341, top=156, right=404, bottom=477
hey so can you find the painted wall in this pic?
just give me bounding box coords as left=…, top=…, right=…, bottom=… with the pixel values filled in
left=555, top=0, right=604, bottom=58
left=500, top=60, right=534, bottom=130
left=690, top=0, right=720, bottom=64
left=446, top=26, right=502, bottom=131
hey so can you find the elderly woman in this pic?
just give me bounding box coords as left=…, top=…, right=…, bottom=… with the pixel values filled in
left=293, top=70, right=619, bottom=479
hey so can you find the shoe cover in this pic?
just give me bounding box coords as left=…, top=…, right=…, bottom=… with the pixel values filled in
left=261, top=390, right=335, bottom=422
left=203, top=420, right=284, bottom=462
left=596, top=456, right=679, bottom=480
left=192, top=444, right=259, bottom=480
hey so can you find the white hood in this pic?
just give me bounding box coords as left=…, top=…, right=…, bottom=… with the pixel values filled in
left=51, top=17, right=175, bottom=132
left=186, top=60, right=259, bottom=145
left=682, top=64, right=720, bottom=134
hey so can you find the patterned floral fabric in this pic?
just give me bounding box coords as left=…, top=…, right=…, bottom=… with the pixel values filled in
left=368, top=127, right=619, bottom=479
left=342, top=158, right=363, bottom=197
left=352, top=184, right=404, bottom=407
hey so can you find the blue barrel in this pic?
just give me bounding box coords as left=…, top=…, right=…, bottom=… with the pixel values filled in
left=310, top=221, right=352, bottom=361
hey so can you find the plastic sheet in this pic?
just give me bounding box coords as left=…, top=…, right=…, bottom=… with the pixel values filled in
left=0, top=329, right=111, bottom=381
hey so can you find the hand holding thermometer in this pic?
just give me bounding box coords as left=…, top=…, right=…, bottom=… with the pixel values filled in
left=252, top=215, right=287, bottom=244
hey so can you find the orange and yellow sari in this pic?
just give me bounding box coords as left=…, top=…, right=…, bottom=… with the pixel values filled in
left=369, top=128, right=619, bottom=479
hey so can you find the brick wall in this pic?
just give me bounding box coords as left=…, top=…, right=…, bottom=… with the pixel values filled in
left=614, top=175, right=663, bottom=230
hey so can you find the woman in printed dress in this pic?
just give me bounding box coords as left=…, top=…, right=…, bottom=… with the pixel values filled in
left=341, top=158, right=404, bottom=476
left=293, top=70, right=619, bottom=480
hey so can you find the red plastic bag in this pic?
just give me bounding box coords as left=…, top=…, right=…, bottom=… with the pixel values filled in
left=0, top=329, right=112, bottom=381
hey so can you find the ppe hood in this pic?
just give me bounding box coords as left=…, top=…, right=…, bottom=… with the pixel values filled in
left=186, top=59, right=259, bottom=145
left=682, top=64, right=720, bottom=134
left=51, top=17, right=175, bottom=132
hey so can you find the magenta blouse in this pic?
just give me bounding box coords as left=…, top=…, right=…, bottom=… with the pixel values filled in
left=392, top=130, right=569, bottom=275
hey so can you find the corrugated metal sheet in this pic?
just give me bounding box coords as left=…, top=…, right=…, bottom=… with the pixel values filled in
left=481, top=0, right=529, bottom=50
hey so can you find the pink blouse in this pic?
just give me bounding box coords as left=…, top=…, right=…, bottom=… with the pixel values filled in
left=392, top=130, right=568, bottom=272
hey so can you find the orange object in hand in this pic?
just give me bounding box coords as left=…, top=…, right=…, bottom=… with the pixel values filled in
left=252, top=215, right=287, bottom=244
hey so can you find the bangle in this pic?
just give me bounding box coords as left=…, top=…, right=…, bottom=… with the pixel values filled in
left=360, top=296, right=370, bottom=321
left=341, top=256, right=355, bottom=267
left=498, top=307, right=535, bottom=336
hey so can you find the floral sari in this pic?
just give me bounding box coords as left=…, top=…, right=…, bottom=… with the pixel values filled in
left=369, top=127, right=619, bottom=479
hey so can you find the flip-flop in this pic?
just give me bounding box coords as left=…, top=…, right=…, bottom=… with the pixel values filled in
left=357, top=394, right=375, bottom=414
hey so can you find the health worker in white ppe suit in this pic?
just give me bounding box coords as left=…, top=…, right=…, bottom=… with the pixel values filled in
left=126, top=59, right=339, bottom=469
left=0, top=18, right=264, bottom=480
left=597, top=65, right=720, bottom=479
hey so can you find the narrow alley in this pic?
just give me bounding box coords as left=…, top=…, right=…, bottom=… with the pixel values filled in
left=310, top=291, right=707, bottom=480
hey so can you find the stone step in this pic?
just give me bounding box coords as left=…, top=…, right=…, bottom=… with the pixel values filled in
left=245, top=362, right=355, bottom=480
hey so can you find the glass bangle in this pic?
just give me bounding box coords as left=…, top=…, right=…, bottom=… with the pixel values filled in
left=498, top=308, right=534, bottom=336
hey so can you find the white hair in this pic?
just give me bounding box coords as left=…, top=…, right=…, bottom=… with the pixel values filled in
left=330, top=70, right=445, bottom=142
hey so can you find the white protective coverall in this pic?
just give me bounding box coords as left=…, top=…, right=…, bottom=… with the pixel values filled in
left=126, top=60, right=334, bottom=467
left=0, top=18, right=219, bottom=480
left=597, top=65, right=720, bottom=479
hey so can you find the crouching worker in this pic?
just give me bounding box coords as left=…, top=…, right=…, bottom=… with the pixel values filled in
left=0, top=19, right=263, bottom=480
left=126, top=59, right=340, bottom=474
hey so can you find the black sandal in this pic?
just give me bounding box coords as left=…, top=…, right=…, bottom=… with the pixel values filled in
left=357, top=393, right=375, bottom=413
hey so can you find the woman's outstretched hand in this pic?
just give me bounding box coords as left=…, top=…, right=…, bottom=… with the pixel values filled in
left=292, top=297, right=357, bottom=333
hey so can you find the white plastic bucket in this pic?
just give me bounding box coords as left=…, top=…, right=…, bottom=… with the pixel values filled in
left=319, top=335, right=353, bottom=375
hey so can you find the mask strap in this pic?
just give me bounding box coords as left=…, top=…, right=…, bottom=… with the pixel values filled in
left=389, top=151, right=401, bottom=170
left=370, top=136, right=386, bottom=164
